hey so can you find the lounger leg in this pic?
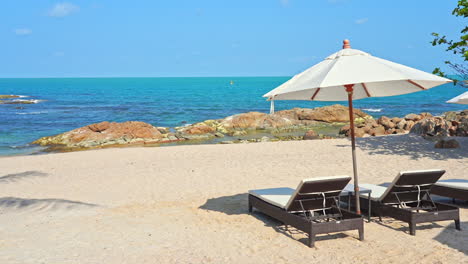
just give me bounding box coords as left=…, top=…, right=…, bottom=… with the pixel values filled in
left=308, top=233, right=315, bottom=248
left=248, top=202, right=253, bottom=213
left=368, top=193, right=372, bottom=222
left=455, top=219, right=461, bottom=231
left=409, top=222, right=416, bottom=236
left=358, top=226, right=364, bottom=241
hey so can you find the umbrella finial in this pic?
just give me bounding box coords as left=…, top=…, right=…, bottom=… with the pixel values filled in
left=343, top=39, right=351, bottom=49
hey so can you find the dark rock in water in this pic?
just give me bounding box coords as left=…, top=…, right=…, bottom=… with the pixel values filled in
left=435, top=139, right=460, bottom=149
left=303, top=130, right=319, bottom=140
left=0, top=95, right=20, bottom=99
left=0, top=99, right=36, bottom=105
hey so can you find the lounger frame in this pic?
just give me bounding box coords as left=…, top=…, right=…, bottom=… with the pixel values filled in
left=359, top=197, right=460, bottom=235
left=430, top=185, right=468, bottom=202
left=248, top=194, right=364, bottom=247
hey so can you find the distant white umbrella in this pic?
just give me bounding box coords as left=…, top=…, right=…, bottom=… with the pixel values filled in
left=447, top=91, right=468, bottom=105
left=264, top=40, right=452, bottom=214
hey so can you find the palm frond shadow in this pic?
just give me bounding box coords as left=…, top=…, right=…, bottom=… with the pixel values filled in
left=0, top=197, right=100, bottom=212
left=0, top=171, right=48, bottom=184
left=337, top=134, right=468, bottom=160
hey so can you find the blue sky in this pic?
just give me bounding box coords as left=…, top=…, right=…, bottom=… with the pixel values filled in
left=1, top=0, right=464, bottom=77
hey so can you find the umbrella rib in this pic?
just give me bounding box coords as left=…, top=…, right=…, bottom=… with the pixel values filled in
left=361, top=83, right=371, bottom=97
left=310, top=88, right=321, bottom=100
left=407, top=80, right=426, bottom=90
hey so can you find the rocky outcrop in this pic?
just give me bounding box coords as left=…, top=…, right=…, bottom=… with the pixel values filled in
left=176, top=104, right=372, bottom=138
left=339, top=112, right=438, bottom=138
left=33, top=104, right=372, bottom=151
left=409, top=110, right=467, bottom=138
left=33, top=121, right=181, bottom=150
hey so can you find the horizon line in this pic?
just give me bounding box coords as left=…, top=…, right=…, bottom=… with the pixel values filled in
left=0, top=75, right=292, bottom=79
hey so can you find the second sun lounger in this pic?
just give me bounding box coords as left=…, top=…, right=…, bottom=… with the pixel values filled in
left=431, top=179, right=468, bottom=202
left=358, top=169, right=461, bottom=235
left=248, top=176, right=363, bottom=247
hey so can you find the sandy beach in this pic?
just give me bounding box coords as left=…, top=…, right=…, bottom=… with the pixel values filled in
left=0, top=134, right=467, bottom=263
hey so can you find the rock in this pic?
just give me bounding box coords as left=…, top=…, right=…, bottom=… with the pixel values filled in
left=295, top=104, right=371, bottom=123
left=260, top=136, right=271, bottom=142
left=0, top=95, right=20, bottom=99
left=405, top=113, right=420, bottom=121
left=181, top=123, right=215, bottom=135
left=396, top=119, right=407, bottom=130
left=404, top=120, right=415, bottom=130
left=303, top=130, right=319, bottom=140
left=231, top=130, right=247, bottom=136
left=369, top=126, right=386, bottom=136
left=391, top=117, right=402, bottom=124
left=457, top=117, right=468, bottom=136
left=88, top=121, right=110, bottom=132
left=420, top=112, right=433, bottom=119
left=33, top=121, right=172, bottom=150
left=214, top=132, right=225, bottom=138
left=0, top=99, right=37, bottom=105
left=377, top=116, right=395, bottom=129
left=354, top=128, right=367, bottom=138
left=396, top=129, right=407, bottom=134
left=339, top=125, right=351, bottom=135
left=435, top=139, right=460, bottom=149
left=410, top=117, right=451, bottom=137
left=444, top=111, right=459, bottom=121
left=385, top=128, right=396, bottom=135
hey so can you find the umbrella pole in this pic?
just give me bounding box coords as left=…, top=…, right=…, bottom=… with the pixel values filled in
left=345, top=84, right=361, bottom=215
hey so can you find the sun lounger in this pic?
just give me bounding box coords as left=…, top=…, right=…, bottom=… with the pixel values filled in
left=248, top=176, right=364, bottom=247
left=358, top=169, right=461, bottom=235
left=431, top=179, right=468, bottom=202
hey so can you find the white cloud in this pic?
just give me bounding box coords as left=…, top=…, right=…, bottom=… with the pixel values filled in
left=355, top=18, right=368, bottom=24
left=280, top=0, right=290, bottom=7
left=14, top=28, right=32, bottom=35
left=48, top=2, right=79, bottom=17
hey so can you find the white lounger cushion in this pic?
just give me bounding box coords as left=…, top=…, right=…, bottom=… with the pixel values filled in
left=248, top=187, right=295, bottom=209
left=435, top=179, right=468, bottom=191
left=249, top=175, right=351, bottom=210
left=358, top=169, right=445, bottom=202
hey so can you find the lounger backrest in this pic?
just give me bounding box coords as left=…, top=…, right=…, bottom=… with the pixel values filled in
left=379, top=169, right=446, bottom=204
left=285, top=176, right=351, bottom=212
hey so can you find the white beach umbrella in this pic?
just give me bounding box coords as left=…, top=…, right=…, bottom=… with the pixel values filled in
left=447, top=91, right=468, bottom=104
left=264, top=40, right=452, bottom=214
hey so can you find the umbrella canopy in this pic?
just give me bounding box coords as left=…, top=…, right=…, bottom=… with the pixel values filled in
left=447, top=91, right=468, bottom=105
left=264, top=40, right=452, bottom=214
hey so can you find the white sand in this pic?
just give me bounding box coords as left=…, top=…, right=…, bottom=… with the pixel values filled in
left=0, top=134, right=467, bottom=263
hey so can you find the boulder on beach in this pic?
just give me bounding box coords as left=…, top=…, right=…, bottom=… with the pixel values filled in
left=303, top=129, right=319, bottom=140
left=435, top=139, right=460, bottom=149
left=33, top=121, right=178, bottom=150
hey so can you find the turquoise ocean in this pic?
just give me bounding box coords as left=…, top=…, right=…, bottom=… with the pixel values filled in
left=0, top=77, right=466, bottom=156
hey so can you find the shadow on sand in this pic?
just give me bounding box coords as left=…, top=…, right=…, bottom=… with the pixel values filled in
left=199, top=193, right=352, bottom=247
left=0, top=171, right=48, bottom=184
left=433, top=221, right=468, bottom=255
left=337, top=134, right=468, bottom=160
left=0, top=197, right=100, bottom=212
